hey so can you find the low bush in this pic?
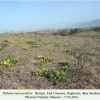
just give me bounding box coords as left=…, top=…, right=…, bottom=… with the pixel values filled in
left=69, top=28, right=81, bottom=35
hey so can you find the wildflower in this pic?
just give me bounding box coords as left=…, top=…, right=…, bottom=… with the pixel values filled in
left=1, top=62, right=3, bottom=64
left=4, top=60, right=7, bottom=65
left=7, top=59, right=10, bottom=63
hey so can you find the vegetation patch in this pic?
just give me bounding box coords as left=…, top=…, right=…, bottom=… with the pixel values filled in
left=4, top=39, right=10, bottom=43
left=32, top=68, right=68, bottom=85
left=0, top=56, right=22, bottom=67
left=86, top=50, right=95, bottom=56
left=65, top=49, right=71, bottom=53
left=0, top=39, right=11, bottom=51
left=37, top=56, right=52, bottom=65
left=22, top=47, right=28, bottom=50
left=0, top=46, right=3, bottom=50
left=59, top=60, right=70, bottom=66
left=54, top=42, right=60, bottom=47
left=27, top=40, right=39, bottom=48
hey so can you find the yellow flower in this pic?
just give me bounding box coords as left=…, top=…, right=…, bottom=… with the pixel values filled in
left=36, top=73, right=38, bottom=75
left=1, top=62, right=3, bottom=64
left=7, top=59, right=10, bottom=63
left=4, top=60, right=7, bottom=65
left=56, top=71, right=60, bottom=77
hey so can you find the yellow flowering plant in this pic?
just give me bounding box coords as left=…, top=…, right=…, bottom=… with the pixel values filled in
left=0, top=56, right=22, bottom=67
left=32, top=68, right=68, bottom=85
left=37, top=56, right=52, bottom=65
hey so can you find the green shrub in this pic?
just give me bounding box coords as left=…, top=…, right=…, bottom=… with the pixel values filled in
left=59, top=60, right=70, bottom=66
left=69, top=28, right=80, bottom=35
left=0, top=47, right=3, bottom=50
left=59, top=30, right=69, bottom=36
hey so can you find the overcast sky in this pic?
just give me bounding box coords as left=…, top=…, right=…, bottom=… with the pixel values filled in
left=0, top=1, right=100, bottom=32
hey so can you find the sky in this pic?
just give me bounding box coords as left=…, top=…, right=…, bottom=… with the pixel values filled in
left=0, top=1, right=100, bottom=33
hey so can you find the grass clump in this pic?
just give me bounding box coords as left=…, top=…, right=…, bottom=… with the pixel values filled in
left=60, top=66, right=71, bottom=72
left=59, top=60, right=71, bottom=72
left=37, top=56, right=52, bottom=65
left=27, top=40, right=39, bottom=48
left=59, top=60, right=70, bottom=66
left=32, top=68, right=68, bottom=85
left=22, top=47, right=28, bottom=50
left=4, top=39, right=10, bottom=43
left=65, top=49, right=71, bottom=53
left=0, top=43, right=9, bottom=51
left=54, top=42, right=60, bottom=47
left=0, top=47, right=3, bottom=50
left=0, top=56, right=22, bottom=67
left=86, top=50, right=95, bottom=56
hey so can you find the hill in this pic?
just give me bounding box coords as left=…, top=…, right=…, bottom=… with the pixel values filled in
left=68, top=19, right=100, bottom=28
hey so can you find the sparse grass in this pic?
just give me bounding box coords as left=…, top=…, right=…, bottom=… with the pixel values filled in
left=27, top=40, right=39, bottom=48
left=54, top=42, right=60, bottom=47
left=4, top=39, right=10, bottom=43
left=0, top=28, right=100, bottom=89
left=86, top=50, right=95, bottom=56
left=0, top=47, right=3, bottom=50
left=22, top=47, right=28, bottom=50
left=0, top=42, right=9, bottom=51
left=65, top=49, right=71, bottom=53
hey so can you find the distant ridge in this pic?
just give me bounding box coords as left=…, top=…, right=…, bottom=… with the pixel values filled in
left=67, top=19, right=100, bottom=28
